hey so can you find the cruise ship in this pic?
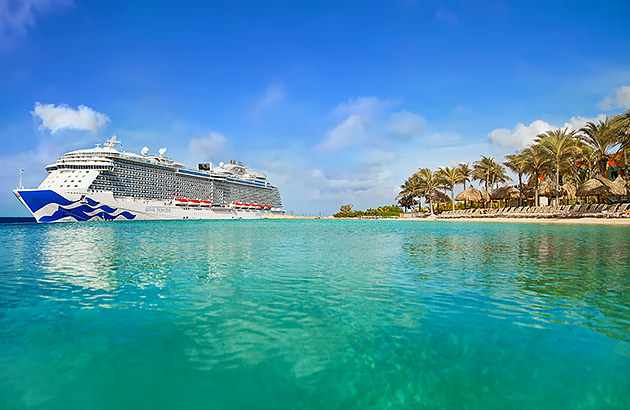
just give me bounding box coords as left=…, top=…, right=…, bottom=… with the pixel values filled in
left=14, top=136, right=283, bottom=222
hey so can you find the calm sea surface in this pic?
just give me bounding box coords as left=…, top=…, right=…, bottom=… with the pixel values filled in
left=1, top=220, right=629, bottom=409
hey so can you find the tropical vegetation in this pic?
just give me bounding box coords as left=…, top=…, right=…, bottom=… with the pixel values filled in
left=333, top=204, right=403, bottom=218
left=396, top=109, right=630, bottom=211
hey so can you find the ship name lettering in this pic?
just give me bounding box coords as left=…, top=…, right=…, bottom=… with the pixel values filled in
left=145, top=206, right=171, bottom=213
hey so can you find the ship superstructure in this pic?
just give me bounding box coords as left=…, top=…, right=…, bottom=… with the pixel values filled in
left=14, top=136, right=283, bottom=222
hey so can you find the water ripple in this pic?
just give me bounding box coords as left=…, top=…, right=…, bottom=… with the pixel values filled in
left=1, top=220, right=629, bottom=408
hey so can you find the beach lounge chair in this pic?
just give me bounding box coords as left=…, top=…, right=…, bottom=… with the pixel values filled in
left=510, top=206, right=525, bottom=218
left=601, top=203, right=620, bottom=217
left=615, top=203, right=630, bottom=218
left=584, top=204, right=606, bottom=217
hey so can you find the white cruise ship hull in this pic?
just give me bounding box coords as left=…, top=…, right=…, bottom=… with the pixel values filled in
left=14, top=189, right=282, bottom=223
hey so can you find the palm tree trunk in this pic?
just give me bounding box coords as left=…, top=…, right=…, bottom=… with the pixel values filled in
left=555, top=162, right=560, bottom=206
left=484, top=172, right=489, bottom=208
left=518, top=173, right=523, bottom=207
left=451, top=188, right=455, bottom=211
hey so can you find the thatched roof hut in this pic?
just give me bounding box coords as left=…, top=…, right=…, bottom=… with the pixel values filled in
left=426, top=190, right=451, bottom=203
left=536, top=177, right=558, bottom=198
left=455, top=186, right=483, bottom=202
left=610, top=176, right=628, bottom=196
left=561, top=183, right=576, bottom=200
left=576, top=176, right=626, bottom=198
left=490, top=184, right=520, bottom=200
left=576, top=178, right=607, bottom=197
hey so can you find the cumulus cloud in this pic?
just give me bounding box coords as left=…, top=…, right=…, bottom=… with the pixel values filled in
left=387, top=110, right=426, bottom=139
left=564, top=114, right=607, bottom=131
left=32, top=102, right=110, bottom=134
left=188, top=132, right=227, bottom=159
left=0, top=0, right=72, bottom=48
left=488, top=120, right=552, bottom=149
left=598, top=85, right=630, bottom=110
left=320, top=97, right=427, bottom=151
left=319, top=114, right=367, bottom=151
left=488, top=114, right=607, bottom=149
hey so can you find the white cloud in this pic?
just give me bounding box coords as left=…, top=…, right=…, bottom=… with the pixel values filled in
left=320, top=97, right=426, bottom=151
left=319, top=114, right=366, bottom=151
left=488, top=114, right=607, bottom=150
left=332, top=96, right=393, bottom=118
left=0, top=0, right=72, bottom=48
left=32, top=102, right=110, bottom=134
left=387, top=110, right=426, bottom=140
left=563, top=114, right=607, bottom=131
left=488, top=120, right=552, bottom=149
left=252, top=83, right=286, bottom=117
left=597, top=97, right=613, bottom=110
left=598, top=85, right=630, bottom=110
left=188, top=132, right=227, bottom=159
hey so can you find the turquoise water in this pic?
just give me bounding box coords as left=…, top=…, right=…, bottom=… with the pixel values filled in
left=1, top=220, right=629, bottom=409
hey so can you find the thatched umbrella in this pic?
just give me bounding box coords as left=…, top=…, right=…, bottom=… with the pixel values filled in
left=536, top=177, right=557, bottom=198
left=424, top=190, right=451, bottom=214
left=561, top=183, right=576, bottom=201
left=611, top=175, right=628, bottom=197
left=576, top=176, right=623, bottom=202
left=426, top=190, right=451, bottom=203
left=455, top=186, right=483, bottom=203
left=490, top=184, right=520, bottom=200
left=521, top=186, right=535, bottom=201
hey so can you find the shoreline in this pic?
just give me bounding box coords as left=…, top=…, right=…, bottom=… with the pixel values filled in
left=407, top=216, right=630, bottom=226
left=263, top=214, right=630, bottom=225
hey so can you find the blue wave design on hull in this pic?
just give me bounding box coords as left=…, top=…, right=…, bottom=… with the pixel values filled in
left=18, top=190, right=136, bottom=222
left=19, top=190, right=74, bottom=213
left=39, top=204, right=136, bottom=222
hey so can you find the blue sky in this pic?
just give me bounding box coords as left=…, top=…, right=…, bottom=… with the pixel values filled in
left=1, top=0, right=629, bottom=216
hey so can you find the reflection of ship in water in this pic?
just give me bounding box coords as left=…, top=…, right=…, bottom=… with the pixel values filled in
left=40, top=225, right=124, bottom=291
left=14, top=136, right=283, bottom=222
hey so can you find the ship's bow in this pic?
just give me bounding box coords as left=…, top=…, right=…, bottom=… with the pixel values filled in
left=13, top=189, right=137, bottom=222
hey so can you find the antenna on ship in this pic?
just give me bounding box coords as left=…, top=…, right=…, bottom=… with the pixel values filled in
left=18, top=168, right=24, bottom=189
left=105, top=135, right=122, bottom=148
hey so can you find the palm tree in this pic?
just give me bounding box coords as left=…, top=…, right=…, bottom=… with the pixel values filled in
left=397, top=194, right=415, bottom=211
left=437, top=166, right=462, bottom=211
left=396, top=175, right=423, bottom=211
left=611, top=109, right=630, bottom=179
left=536, top=128, right=580, bottom=205
left=490, top=162, right=511, bottom=189
left=472, top=156, right=509, bottom=206
left=504, top=152, right=528, bottom=206
left=458, top=163, right=472, bottom=190
left=579, top=118, right=618, bottom=176
left=567, top=139, right=594, bottom=191
left=523, top=144, right=552, bottom=206
left=472, top=156, right=493, bottom=200
left=415, top=168, right=441, bottom=214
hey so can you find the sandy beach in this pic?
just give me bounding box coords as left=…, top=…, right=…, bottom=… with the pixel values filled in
left=410, top=216, right=630, bottom=226
left=264, top=214, right=630, bottom=225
